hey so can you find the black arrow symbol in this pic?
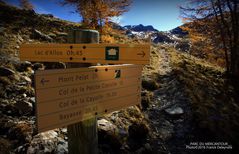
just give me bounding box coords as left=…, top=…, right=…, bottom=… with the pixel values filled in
left=40, top=78, right=49, bottom=86
left=137, top=51, right=146, bottom=57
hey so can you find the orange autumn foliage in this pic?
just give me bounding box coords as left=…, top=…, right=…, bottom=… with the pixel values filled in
left=62, top=0, right=131, bottom=33
left=180, top=0, right=239, bottom=81
left=181, top=19, right=225, bottom=67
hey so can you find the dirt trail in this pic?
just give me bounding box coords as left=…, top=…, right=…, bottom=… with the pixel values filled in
left=145, top=47, right=194, bottom=154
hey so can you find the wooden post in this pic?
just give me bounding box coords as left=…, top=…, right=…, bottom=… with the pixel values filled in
left=67, top=29, right=99, bottom=154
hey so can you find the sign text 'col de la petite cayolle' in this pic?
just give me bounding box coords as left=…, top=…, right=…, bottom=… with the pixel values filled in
left=20, top=43, right=150, bottom=133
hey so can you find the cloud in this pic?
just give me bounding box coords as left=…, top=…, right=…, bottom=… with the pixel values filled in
left=35, top=6, right=51, bottom=14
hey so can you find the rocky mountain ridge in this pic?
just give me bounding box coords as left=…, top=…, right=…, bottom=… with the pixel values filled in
left=124, top=24, right=158, bottom=32
left=111, top=22, right=190, bottom=51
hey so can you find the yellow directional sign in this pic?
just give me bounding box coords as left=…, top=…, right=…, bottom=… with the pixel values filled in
left=20, top=43, right=150, bottom=64
left=35, top=64, right=142, bottom=132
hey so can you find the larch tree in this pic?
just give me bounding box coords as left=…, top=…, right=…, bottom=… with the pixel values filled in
left=19, top=0, right=34, bottom=10
left=61, top=0, right=131, bottom=33
left=180, top=0, right=239, bottom=92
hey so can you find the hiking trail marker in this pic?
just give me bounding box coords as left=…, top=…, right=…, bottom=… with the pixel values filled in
left=35, top=64, right=142, bottom=132
left=19, top=29, right=150, bottom=154
left=20, top=43, right=150, bottom=64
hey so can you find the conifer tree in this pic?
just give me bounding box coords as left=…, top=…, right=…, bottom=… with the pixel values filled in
left=181, top=0, right=239, bottom=87
left=62, top=0, right=131, bottom=32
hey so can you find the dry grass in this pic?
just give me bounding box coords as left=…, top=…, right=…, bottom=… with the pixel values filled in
left=169, top=49, right=239, bottom=143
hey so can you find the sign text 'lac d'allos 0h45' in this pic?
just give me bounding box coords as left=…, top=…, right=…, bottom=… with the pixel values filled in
left=35, top=64, right=142, bottom=132
left=20, top=43, right=150, bottom=64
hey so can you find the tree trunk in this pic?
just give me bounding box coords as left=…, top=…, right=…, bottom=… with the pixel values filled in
left=211, top=0, right=230, bottom=74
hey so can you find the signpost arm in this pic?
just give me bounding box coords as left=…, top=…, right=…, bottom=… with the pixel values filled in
left=67, top=29, right=99, bottom=154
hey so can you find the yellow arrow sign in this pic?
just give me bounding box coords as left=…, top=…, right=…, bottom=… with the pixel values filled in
left=20, top=43, right=150, bottom=64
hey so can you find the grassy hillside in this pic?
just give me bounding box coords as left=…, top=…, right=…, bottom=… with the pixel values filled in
left=0, top=1, right=81, bottom=55
left=170, top=49, right=239, bottom=144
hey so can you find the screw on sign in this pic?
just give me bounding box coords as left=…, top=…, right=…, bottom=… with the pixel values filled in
left=35, top=65, right=142, bottom=132
left=19, top=29, right=150, bottom=154
left=35, top=64, right=142, bottom=132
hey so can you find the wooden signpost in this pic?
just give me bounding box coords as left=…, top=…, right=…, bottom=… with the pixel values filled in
left=35, top=64, right=142, bottom=132
left=66, top=29, right=99, bottom=154
left=19, top=43, right=149, bottom=64
left=19, top=29, right=150, bottom=154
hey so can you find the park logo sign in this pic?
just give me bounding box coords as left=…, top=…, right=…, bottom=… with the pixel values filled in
left=20, top=43, right=150, bottom=133
left=20, top=43, right=149, bottom=65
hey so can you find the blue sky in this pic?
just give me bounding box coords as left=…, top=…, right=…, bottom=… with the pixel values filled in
left=4, top=0, right=187, bottom=31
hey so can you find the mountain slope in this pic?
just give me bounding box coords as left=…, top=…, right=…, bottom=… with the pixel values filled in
left=0, top=2, right=238, bottom=154
left=113, top=23, right=190, bottom=52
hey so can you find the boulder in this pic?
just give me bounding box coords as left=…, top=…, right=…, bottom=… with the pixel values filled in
left=56, top=139, right=68, bottom=154
left=21, top=75, right=32, bottom=84
left=0, top=66, right=15, bottom=76
left=128, top=122, right=149, bottom=140
left=98, top=119, right=117, bottom=132
left=33, top=63, right=44, bottom=70
left=98, top=119, right=122, bottom=151
left=8, top=121, right=33, bottom=144
left=27, top=130, right=60, bottom=153
left=164, top=106, right=184, bottom=117
left=32, top=29, right=53, bottom=42
left=142, top=77, right=159, bottom=91
left=15, top=61, right=32, bottom=72
left=14, top=100, right=33, bottom=116
left=158, top=120, right=174, bottom=140
left=141, top=90, right=152, bottom=110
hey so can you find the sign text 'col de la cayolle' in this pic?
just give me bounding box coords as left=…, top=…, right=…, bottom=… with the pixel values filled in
left=20, top=43, right=150, bottom=133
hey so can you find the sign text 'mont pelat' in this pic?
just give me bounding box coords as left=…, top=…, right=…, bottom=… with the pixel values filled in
left=35, top=64, right=142, bottom=132
left=20, top=43, right=150, bottom=64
